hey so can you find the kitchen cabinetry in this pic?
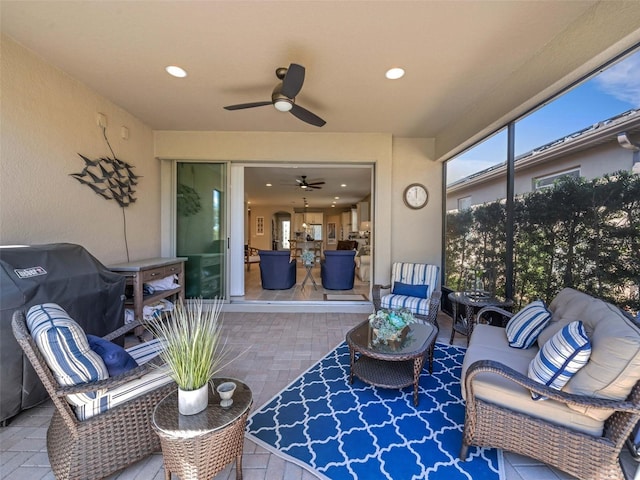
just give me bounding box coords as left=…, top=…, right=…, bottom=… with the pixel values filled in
left=109, top=257, right=187, bottom=337
left=304, top=212, right=324, bottom=224
left=293, top=212, right=324, bottom=233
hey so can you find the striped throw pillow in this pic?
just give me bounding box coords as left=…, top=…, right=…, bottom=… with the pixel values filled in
left=27, top=303, right=109, bottom=406
left=528, top=320, right=591, bottom=400
left=505, top=300, right=552, bottom=349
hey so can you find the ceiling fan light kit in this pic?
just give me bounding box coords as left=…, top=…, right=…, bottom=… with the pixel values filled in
left=224, top=63, right=326, bottom=127
left=295, top=175, right=325, bottom=190
left=273, top=98, right=293, bottom=112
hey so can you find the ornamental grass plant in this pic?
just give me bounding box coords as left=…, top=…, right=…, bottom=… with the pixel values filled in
left=146, top=297, right=232, bottom=391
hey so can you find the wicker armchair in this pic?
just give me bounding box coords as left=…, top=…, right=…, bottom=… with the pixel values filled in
left=372, top=262, right=441, bottom=327
left=11, top=310, right=175, bottom=480
left=461, top=306, right=640, bottom=480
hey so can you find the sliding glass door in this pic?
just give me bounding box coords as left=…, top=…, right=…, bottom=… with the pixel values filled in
left=176, top=163, right=227, bottom=299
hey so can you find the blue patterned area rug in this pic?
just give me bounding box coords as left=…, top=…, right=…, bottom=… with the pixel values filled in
left=246, top=342, right=503, bottom=480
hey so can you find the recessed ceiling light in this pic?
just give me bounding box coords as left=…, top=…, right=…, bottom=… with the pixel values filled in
left=385, top=67, right=405, bottom=80
left=331, top=204, right=336, bottom=207
left=340, top=184, right=347, bottom=188
left=334, top=196, right=340, bottom=200
left=165, top=65, right=187, bottom=78
left=265, top=183, right=272, bottom=187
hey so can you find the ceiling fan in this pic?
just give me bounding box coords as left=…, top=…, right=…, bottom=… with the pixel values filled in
left=296, top=175, right=325, bottom=190
left=223, top=63, right=326, bottom=127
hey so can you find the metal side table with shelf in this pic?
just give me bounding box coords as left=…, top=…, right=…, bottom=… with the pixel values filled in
left=448, top=291, right=513, bottom=345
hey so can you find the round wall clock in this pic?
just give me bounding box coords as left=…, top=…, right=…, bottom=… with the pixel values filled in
left=403, top=183, right=429, bottom=209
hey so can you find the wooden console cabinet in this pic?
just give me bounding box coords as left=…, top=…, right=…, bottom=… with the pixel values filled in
left=108, top=257, right=187, bottom=336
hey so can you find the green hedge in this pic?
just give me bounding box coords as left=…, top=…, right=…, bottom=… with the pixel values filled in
left=445, top=170, right=640, bottom=314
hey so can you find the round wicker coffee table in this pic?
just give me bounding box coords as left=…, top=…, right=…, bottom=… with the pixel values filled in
left=152, top=378, right=252, bottom=480
left=346, top=319, right=438, bottom=406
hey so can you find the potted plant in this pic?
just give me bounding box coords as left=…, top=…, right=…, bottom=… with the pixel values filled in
left=368, top=308, right=416, bottom=347
left=146, top=297, right=232, bottom=415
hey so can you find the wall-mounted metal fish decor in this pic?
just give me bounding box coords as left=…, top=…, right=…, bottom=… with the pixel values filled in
left=70, top=154, right=141, bottom=207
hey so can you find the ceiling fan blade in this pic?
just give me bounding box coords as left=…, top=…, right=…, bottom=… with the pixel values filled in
left=281, top=63, right=305, bottom=98
left=307, top=185, right=322, bottom=189
left=224, top=101, right=272, bottom=111
left=290, top=104, right=326, bottom=127
left=306, top=181, right=326, bottom=186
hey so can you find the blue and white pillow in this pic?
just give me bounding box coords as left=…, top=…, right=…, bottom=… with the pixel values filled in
left=27, top=303, right=108, bottom=406
left=505, top=300, right=552, bottom=349
left=528, top=320, right=591, bottom=400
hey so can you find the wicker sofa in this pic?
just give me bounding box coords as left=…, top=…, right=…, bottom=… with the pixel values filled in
left=460, top=287, right=640, bottom=480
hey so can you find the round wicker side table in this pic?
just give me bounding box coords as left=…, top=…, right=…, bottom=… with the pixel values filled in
left=152, top=378, right=252, bottom=480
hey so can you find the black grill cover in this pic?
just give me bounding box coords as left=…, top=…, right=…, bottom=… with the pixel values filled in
left=0, top=243, right=126, bottom=423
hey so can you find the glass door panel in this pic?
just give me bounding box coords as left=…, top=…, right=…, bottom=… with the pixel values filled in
left=176, top=163, right=227, bottom=299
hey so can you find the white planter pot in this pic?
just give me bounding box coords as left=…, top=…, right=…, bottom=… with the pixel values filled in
left=178, top=384, right=209, bottom=415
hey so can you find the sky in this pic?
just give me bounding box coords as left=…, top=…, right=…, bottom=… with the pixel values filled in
left=447, top=49, right=640, bottom=183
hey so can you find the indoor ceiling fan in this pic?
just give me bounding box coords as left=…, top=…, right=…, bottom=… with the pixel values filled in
left=296, top=175, right=325, bottom=189
left=223, top=63, right=326, bottom=127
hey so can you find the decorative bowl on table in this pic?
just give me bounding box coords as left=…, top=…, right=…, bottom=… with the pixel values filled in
left=368, top=308, right=416, bottom=349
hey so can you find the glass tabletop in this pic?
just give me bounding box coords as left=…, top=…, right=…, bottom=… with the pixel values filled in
left=347, top=319, right=436, bottom=357
left=448, top=290, right=513, bottom=308
left=152, top=377, right=252, bottom=438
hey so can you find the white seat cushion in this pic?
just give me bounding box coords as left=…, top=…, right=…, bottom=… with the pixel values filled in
left=75, top=338, right=173, bottom=421
left=381, top=294, right=431, bottom=316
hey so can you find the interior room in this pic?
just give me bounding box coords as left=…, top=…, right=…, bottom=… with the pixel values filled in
left=241, top=165, right=372, bottom=302
left=2, top=2, right=640, bottom=480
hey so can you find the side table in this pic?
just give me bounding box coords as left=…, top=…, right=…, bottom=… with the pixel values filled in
left=301, top=262, right=317, bottom=290
left=152, top=378, right=252, bottom=480
left=448, top=291, right=513, bottom=345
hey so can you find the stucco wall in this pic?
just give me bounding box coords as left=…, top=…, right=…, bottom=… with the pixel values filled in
left=391, top=138, right=441, bottom=266
left=1, top=35, right=443, bottom=280
left=155, top=132, right=443, bottom=284
left=1, top=36, right=160, bottom=264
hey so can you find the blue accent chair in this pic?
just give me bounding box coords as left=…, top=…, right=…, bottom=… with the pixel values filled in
left=259, top=250, right=296, bottom=289
left=321, top=250, right=356, bottom=290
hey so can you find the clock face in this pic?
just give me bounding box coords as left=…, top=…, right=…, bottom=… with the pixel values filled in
left=403, top=183, right=429, bottom=209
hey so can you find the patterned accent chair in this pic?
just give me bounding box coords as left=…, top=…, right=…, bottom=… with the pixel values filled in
left=258, top=250, right=296, bottom=289
left=373, top=262, right=441, bottom=327
left=321, top=250, right=357, bottom=290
